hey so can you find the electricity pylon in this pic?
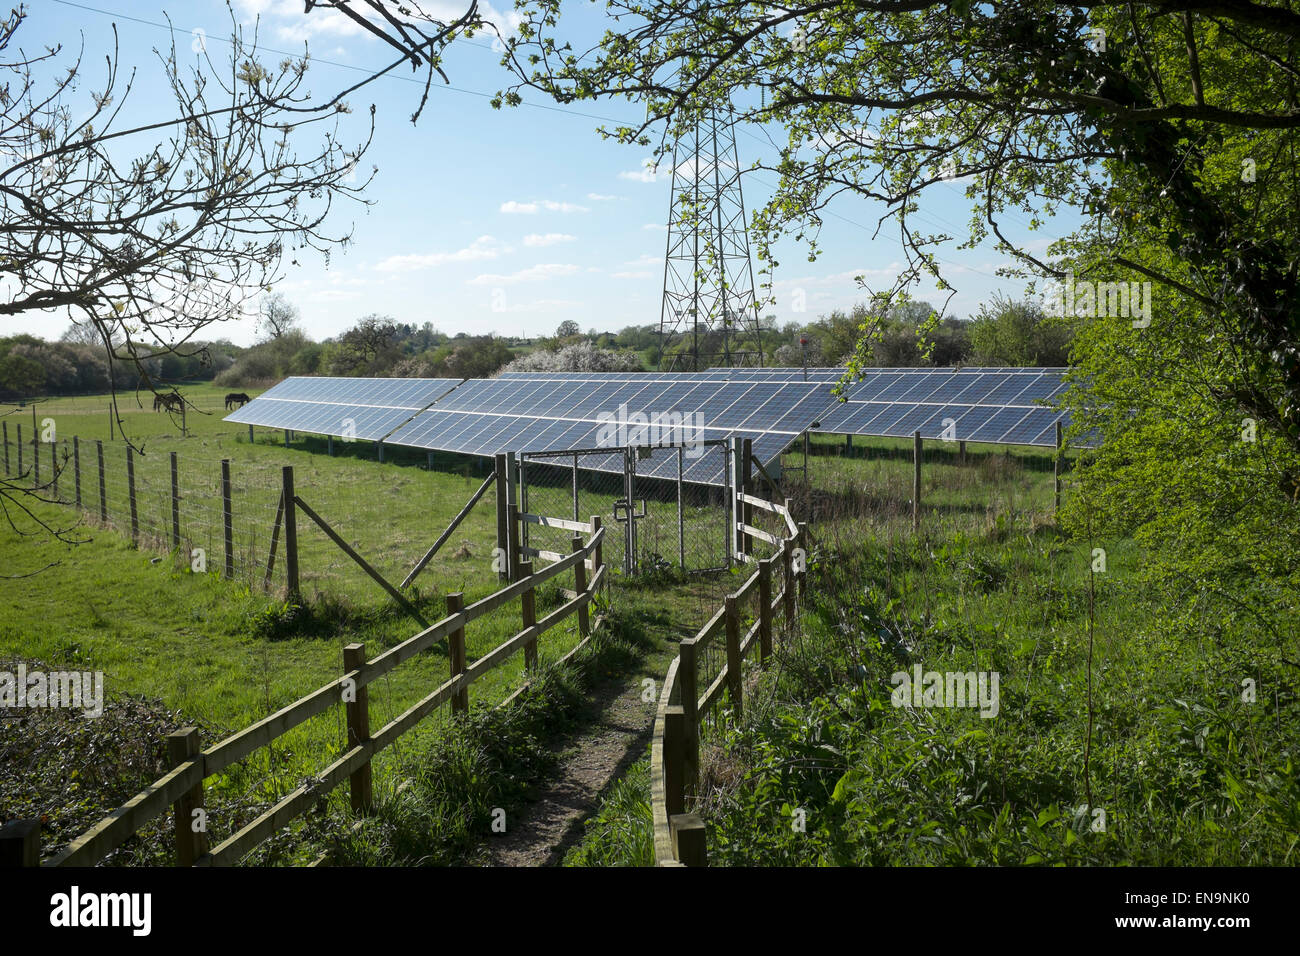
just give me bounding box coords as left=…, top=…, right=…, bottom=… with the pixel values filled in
left=656, top=105, right=765, bottom=371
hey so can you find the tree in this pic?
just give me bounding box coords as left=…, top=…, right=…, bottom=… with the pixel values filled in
left=329, top=315, right=402, bottom=375
left=257, top=293, right=302, bottom=342
left=0, top=7, right=375, bottom=405
left=502, top=340, right=643, bottom=373
left=442, top=336, right=515, bottom=378
left=555, top=319, right=581, bottom=338
left=495, top=1, right=1300, bottom=449
left=969, top=294, right=1072, bottom=366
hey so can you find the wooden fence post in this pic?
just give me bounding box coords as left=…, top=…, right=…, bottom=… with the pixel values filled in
left=520, top=559, right=537, bottom=673
left=741, top=437, right=754, bottom=556
left=591, top=515, right=604, bottom=595
left=679, top=639, right=699, bottom=789
left=0, top=818, right=40, bottom=867
left=913, top=430, right=922, bottom=532
left=1054, top=420, right=1064, bottom=516
left=2, top=420, right=8, bottom=476
left=221, top=459, right=233, bottom=579
left=16, top=423, right=21, bottom=479
left=730, top=436, right=745, bottom=560
left=170, top=451, right=180, bottom=550
left=448, top=592, right=468, bottom=715
left=758, top=557, right=773, bottom=665
left=282, top=466, right=299, bottom=599
left=96, top=440, right=106, bottom=522
left=663, top=705, right=686, bottom=818
left=670, top=813, right=707, bottom=867
left=506, top=501, right=520, bottom=582
left=796, top=522, right=808, bottom=603
left=73, top=436, right=81, bottom=509
left=959, top=439, right=967, bottom=465
left=342, top=643, right=373, bottom=813
left=724, top=595, right=742, bottom=718
left=782, top=541, right=795, bottom=628
left=494, top=454, right=508, bottom=582
left=572, top=533, right=589, bottom=639
left=166, top=728, right=207, bottom=866
left=32, top=422, right=37, bottom=486
left=126, top=445, right=138, bottom=543
left=50, top=440, right=57, bottom=499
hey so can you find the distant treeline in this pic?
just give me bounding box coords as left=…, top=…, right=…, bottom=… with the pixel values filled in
left=0, top=295, right=1070, bottom=399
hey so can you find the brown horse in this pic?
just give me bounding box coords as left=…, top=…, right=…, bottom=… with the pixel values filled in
left=153, top=392, right=183, bottom=413
left=225, top=392, right=251, bottom=410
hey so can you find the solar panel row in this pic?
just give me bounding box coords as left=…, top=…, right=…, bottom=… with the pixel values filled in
left=383, top=376, right=836, bottom=483
left=223, top=377, right=462, bottom=441
left=221, top=366, right=1081, bottom=486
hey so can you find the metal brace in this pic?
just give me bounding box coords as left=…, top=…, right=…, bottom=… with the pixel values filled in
left=613, top=497, right=648, bottom=523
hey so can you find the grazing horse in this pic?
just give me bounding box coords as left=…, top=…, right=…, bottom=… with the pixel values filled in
left=153, top=392, right=183, bottom=413
left=225, top=392, right=251, bottom=410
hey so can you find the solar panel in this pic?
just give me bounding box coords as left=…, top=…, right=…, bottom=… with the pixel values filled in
left=224, top=366, right=1086, bottom=488
left=382, top=375, right=835, bottom=484
left=224, top=376, right=462, bottom=441
left=815, top=368, right=1081, bottom=447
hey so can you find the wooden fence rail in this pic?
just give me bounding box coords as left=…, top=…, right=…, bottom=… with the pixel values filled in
left=14, top=520, right=607, bottom=868
left=650, top=493, right=807, bottom=866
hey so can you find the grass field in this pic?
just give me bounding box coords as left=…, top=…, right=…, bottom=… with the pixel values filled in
left=564, top=432, right=1300, bottom=866
left=0, top=384, right=746, bottom=864
left=10, top=385, right=1155, bottom=866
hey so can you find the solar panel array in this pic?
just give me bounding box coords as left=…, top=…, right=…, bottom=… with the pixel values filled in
left=384, top=375, right=838, bottom=483
left=223, top=376, right=462, bottom=441
left=497, top=367, right=851, bottom=382
left=815, top=368, right=1072, bottom=446
left=497, top=367, right=1078, bottom=447
left=223, top=366, right=1080, bottom=486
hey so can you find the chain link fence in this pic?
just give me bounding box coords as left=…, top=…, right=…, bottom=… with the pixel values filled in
left=3, top=424, right=801, bottom=621
left=519, top=442, right=737, bottom=578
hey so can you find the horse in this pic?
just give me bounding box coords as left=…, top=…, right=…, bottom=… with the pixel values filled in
left=225, top=392, right=251, bottom=410
left=153, top=392, right=183, bottom=413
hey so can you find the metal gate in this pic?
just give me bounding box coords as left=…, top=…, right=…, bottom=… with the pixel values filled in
left=517, top=440, right=734, bottom=577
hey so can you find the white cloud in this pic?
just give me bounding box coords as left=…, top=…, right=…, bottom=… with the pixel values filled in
left=236, top=0, right=524, bottom=48
left=467, top=263, right=580, bottom=285
left=500, top=200, right=538, bottom=214
left=500, top=199, right=589, bottom=214
left=618, top=160, right=659, bottom=183
left=587, top=193, right=621, bottom=201
left=612, top=271, right=653, bottom=279
left=523, top=233, right=577, bottom=247
left=373, top=235, right=505, bottom=272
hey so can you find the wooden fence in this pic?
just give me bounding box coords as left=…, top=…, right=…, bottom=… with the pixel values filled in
left=2, top=517, right=607, bottom=867
left=650, top=491, right=806, bottom=866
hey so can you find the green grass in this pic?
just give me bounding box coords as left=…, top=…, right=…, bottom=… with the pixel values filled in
left=694, top=473, right=1299, bottom=865
left=563, top=432, right=1300, bottom=867
left=1, top=386, right=739, bottom=864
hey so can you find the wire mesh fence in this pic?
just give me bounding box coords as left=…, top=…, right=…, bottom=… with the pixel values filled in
left=519, top=442, right=735, bottom=579
left=1, top=423, right=805, bottom=621
left=0, top=430, right=519, bottom=608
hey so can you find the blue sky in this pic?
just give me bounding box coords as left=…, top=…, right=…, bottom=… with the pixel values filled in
left=10, top=0, right=1080, bottom=348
